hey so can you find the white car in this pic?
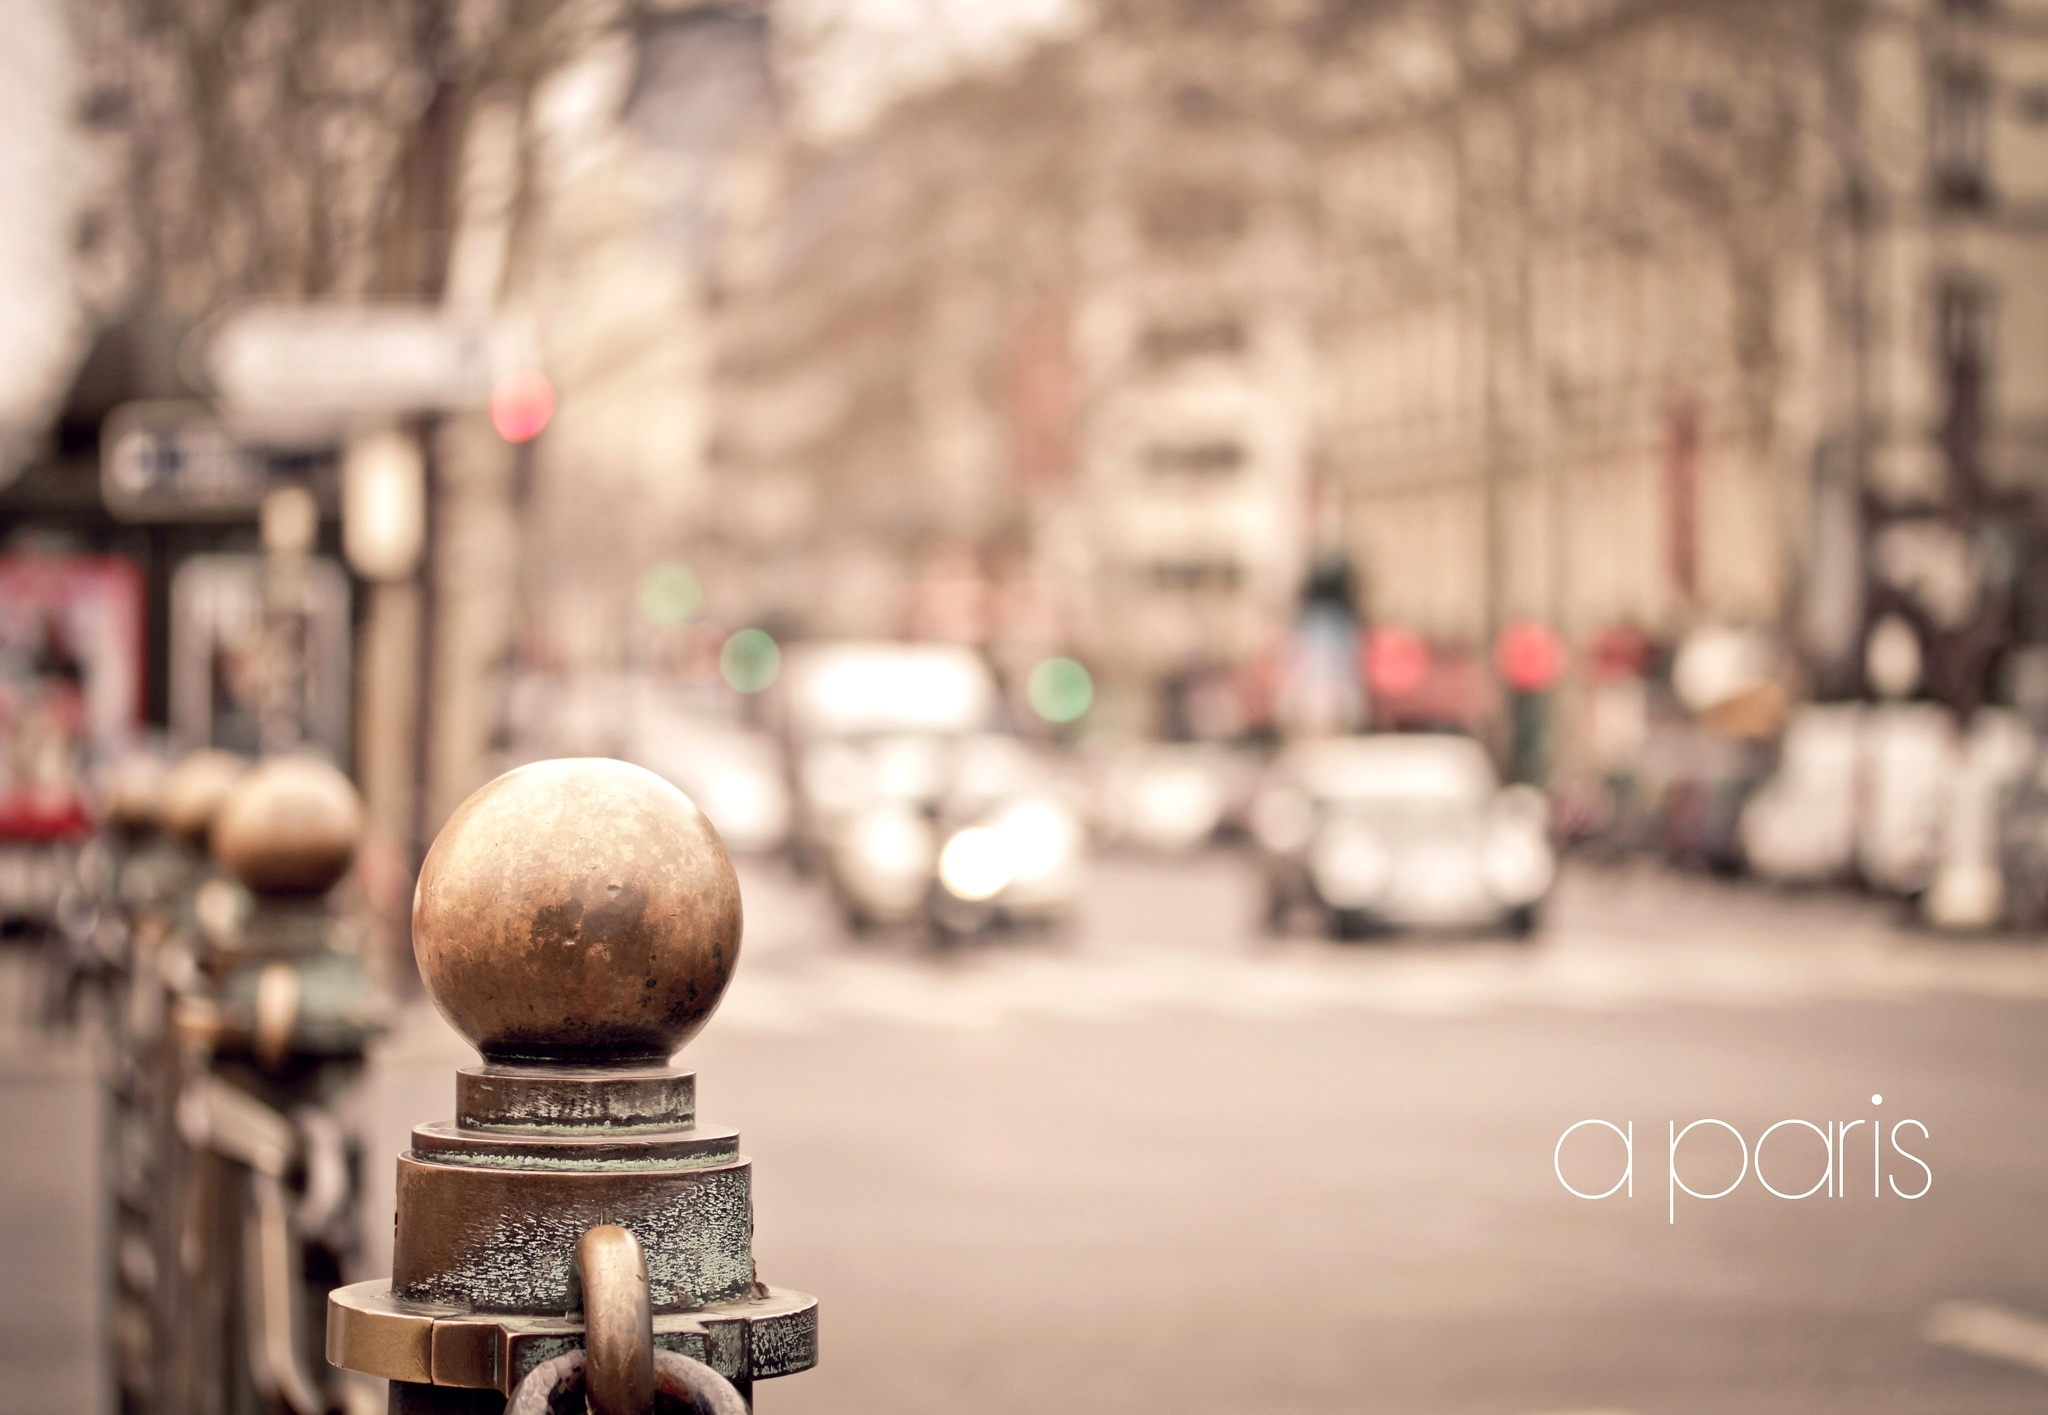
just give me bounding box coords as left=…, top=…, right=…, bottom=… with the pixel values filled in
left=1252, top=734, right=1553, bottom=938
left=781, top=643, right=1087, bottom=940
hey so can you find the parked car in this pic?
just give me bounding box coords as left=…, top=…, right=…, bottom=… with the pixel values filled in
left=1999, top=757, right=2048, bottom=932
left=781, top=642, right=1086, bottom=941
left=1857, top=702, right=1957, bottom=896
left=1926, top=707, right=2034, bottom=930
left=1739, top=703, right=1863, bottom=885
left=1251, top=733, right=1553, bottom=938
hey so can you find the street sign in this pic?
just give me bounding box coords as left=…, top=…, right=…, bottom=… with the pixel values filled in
left=196, top=301, right=519, bottom=414
left=101, top=400, right=337, bottom=522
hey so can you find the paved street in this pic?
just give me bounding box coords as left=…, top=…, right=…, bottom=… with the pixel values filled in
left=12, top=856, right=2048, bottom=1413
left=365, top=856, right=2048, bottom=1415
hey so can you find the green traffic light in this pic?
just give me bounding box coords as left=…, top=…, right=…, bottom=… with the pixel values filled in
left=721, top=628, right=781, bottom=693
left=640, top=562, right=701, bottom=627
left=1027, top=657, right=1093, bottom=724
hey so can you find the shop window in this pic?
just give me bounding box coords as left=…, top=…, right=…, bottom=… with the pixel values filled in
left=1139, top=318, right=1246, bottom=364
left=1148, top=561, right=1243, bottom=592
left=1932, top=62, right=1991, bottom=208
left=1138, top=183, right=1250, bottom=249
left=1146, top=440, right=1246, bottom=476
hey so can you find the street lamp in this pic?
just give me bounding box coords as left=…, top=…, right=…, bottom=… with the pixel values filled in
left=341, top=428, right=426, bottom=582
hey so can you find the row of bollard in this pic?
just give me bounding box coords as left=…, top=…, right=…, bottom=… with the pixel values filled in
left=73, top=748, right=385, bottom=1415
left=64, top=751, right=816, bottom=1414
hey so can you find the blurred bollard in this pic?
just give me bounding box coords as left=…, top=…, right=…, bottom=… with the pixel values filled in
left=87, top=747, right=249, bottom=1415
left=164, top=756, right=385, bottom=1415
left=78, top=747, right=181, bottom=1414
left=325, top=758, right=817, bottom=1413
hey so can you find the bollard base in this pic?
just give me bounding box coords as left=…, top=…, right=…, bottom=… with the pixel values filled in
left=328, top=1279, right=816, bottom=1399
left=388, top=1383, right=511, bottom=1415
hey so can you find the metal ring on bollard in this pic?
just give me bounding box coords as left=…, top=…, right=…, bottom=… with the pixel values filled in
left=505, top=1348, right=750, bottom=1415
left=576, top=1225, right=656, bottom=1415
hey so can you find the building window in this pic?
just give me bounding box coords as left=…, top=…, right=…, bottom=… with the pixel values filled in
left=1688, top=87, right=1733, bottom=131
left=1939, top=281, right=1991, bottom=366
left=1932, top=62, right=1990, bottom=209
left=1138, top=183, right=1250, bottom=250
left=1139, top=318, right=1246, bottom=364
left=1172, top=83, right=1233, bottom=124
left=1148, top=561, right=1243, bottom=592
left=1146, top=440, right=1246, bottom=476
left=1936, top=278, right=1993, bottom=481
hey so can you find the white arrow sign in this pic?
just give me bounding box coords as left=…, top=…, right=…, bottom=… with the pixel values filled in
left=197, top=302, right=527, bottom=414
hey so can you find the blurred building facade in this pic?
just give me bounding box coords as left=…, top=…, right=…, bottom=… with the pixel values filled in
left=13, top=0, right=783, bottom=840
left=1316, top=0, right=2048, bottom=700
left=14, top=0, right=2048, bottom=781
left=712, top=0, right=2048, bottom=729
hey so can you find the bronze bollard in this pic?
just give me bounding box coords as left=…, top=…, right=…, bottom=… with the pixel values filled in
left=326, top=758, right=818, bottom=1412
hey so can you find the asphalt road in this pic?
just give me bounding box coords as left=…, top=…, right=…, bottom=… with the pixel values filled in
left=11, top=856, right=2048, bottom=1414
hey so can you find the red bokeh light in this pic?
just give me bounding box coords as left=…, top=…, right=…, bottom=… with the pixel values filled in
left=1367, top=624, right=1431, bottom=699
left=1495, top=620, right=1566, bottom=693
left=1589, top=622, right=1653, bottom=682
left=491, top=370, right=555, bottom=444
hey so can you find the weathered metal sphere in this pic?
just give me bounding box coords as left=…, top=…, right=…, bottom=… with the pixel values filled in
left=159, top=749, right=249, bottom=842
left=412, top=758, right=742, bottom=1066
left=212, top=756, right=364, bottom=895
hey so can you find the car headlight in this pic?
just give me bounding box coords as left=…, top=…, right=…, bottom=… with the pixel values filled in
left=1125, top=764, right=1223, bottom=850
left=991, top=798, right=1080, bottom=882
left=939, top=826, right=1017, bottom=901
left=699, top=769, right=791, bottom=852
left=1480, top=822, right=1554, bottom=903
left=1310, top=821, right=1391, bottom=908
left=847, top=806, right=935, bottom=879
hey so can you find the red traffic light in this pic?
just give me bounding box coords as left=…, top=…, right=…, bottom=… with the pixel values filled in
left=490, top=370, right=555, bottom=444
left=1495, top=620, right=1565, bottom=693
left=1367, top=624, right=1431, bottom=698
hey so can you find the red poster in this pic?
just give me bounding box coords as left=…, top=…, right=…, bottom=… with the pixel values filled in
left=0, top=556, right=145, bottom=839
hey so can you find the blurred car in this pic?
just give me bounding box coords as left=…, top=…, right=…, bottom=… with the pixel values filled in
left=1251, top=733, right=1553, bottom=939
left=1739, top=703, right=1863, bottom=884
left=1926, top=707, right=2034, bottom=930
left=1999, top=753, right=2048, bottom=931
left=782, top=643, right=1086, bottom=941
left=1093, top=742, right=1258, bottom=852
left=630, top=722, right=792, bottom=855
left=1857, top=702, right=1956, bottom=896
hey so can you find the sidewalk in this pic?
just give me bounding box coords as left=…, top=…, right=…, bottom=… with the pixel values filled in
left=0, top=944, right=99, bottom=1415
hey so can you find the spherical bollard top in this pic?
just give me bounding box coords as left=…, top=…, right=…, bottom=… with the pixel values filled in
left=102, top=752, right=167, bottom=832
left=412, top=759, right=741, bottom=1066
left=212, top=756, right=364, bottom=895
left=160, top=750, right=250, bottom=842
